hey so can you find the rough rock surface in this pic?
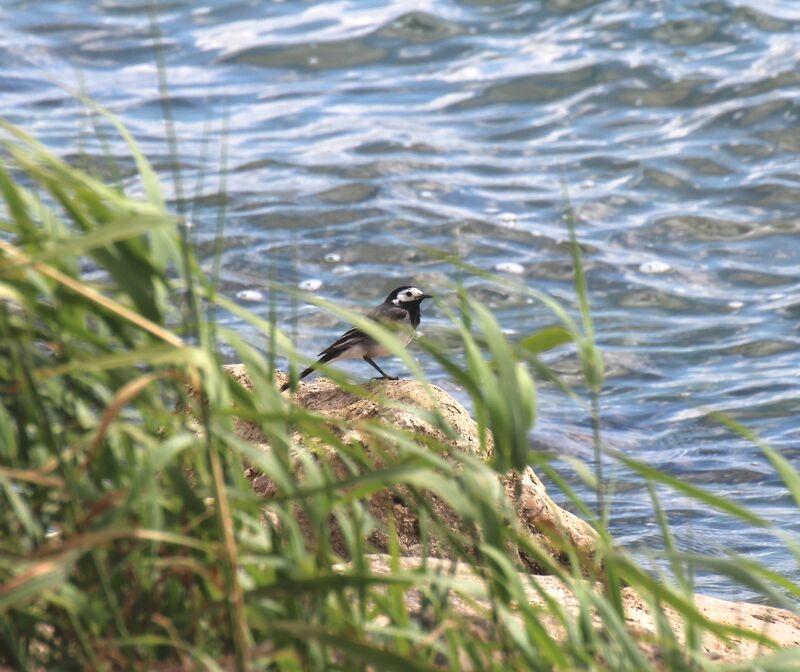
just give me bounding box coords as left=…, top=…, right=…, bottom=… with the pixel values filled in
left=220, top=364, right=800, bottom=664
left=224, top=365, right=598, bottom=572
left=356, top=554, right=800, bottom=666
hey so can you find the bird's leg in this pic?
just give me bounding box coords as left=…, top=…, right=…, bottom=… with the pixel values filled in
left=363, top=357, right=398, bottom=380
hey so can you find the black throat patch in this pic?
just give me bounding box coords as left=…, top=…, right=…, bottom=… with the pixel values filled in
left=404, top=301, right=422, bottom=329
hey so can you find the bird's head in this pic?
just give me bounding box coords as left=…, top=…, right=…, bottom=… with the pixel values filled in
left=387, top=286, right=433, bottom=305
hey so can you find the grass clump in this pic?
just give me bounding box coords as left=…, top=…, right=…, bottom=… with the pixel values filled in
left=1, top=119, right=799, bottom=671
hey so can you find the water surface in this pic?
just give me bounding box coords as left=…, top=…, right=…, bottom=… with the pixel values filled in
left=3, top=0, right=800, bottom=600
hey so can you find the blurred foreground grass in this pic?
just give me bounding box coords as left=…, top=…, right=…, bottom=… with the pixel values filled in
left=1, top=120, right=799, bottom=671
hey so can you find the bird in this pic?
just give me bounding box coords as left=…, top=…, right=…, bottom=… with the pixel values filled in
left=281, top=286, right=433, bottom=391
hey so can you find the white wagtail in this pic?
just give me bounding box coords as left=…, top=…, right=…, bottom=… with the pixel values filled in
left=281, top=286, right=433, bottom=390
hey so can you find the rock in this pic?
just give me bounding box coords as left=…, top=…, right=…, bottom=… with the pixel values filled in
left=504, top=466, right=598, bottom=571
left=222, top=365, right=598, bottom=573
left=348, top=555, right=800, bottom=667
left=201, top=365, right=800, bottom=666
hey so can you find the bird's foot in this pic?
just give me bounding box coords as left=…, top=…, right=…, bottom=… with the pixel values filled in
left=371, top=375, right=399, bottom=381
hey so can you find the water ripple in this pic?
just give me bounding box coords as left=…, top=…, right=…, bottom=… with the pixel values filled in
left=2, top=0, right=799, bottom=600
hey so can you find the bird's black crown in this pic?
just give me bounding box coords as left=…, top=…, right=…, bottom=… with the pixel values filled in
left=385, top=286, right=412, bottom=302
left=384, top=286, right=431, bottom=304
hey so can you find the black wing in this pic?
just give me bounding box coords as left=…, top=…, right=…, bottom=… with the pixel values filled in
left=317, top=326, right=368, bottom=357
left=369, top=303, right=411, bottom=323
left=317, top=304, right=410, bottom=357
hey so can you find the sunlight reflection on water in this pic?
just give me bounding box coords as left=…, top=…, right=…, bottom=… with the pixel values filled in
left=2, top=0, right=799, bottom=600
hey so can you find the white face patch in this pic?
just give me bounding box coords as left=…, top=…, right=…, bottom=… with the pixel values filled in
left=392, top=287, right=424, bottom=304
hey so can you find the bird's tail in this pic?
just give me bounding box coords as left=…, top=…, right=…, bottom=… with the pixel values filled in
left=280, top=348, right=342, bottom=392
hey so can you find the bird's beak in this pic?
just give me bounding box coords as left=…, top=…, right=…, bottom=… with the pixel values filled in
left=420, top=294, right=434, bottom=301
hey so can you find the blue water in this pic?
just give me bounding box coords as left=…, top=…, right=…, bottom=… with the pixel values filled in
left=3, top=0, right=800, bottom=601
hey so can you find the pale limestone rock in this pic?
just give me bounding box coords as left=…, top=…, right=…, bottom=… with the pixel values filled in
left=223, top=364, right=597, bottom=573
left=351, top=554, right=800, bottom=667
left=213, top=365, right=800, bottom=665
